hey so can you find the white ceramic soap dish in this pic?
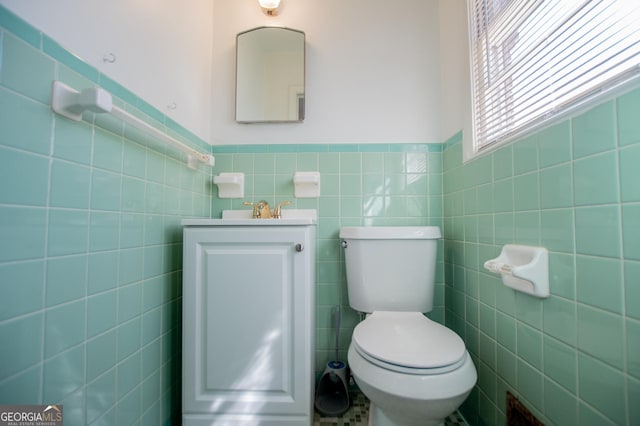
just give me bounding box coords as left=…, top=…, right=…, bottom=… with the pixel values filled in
left=484, top=245, right=549, bottom=298
left=293, top=172, right=320, bottom=198
left=213, top=173, right=244, bottom=198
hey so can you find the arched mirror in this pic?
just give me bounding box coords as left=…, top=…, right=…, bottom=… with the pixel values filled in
left=236, top=27, right=305, bottom=123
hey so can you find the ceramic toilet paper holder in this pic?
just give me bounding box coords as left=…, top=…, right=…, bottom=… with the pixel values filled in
left=484, top=244, right=549, bottom=298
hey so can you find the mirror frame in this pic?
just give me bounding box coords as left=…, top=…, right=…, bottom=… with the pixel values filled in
left=235, top=26, right=306, bottom=124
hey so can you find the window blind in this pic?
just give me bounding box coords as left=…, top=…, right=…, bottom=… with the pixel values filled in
left=468, top=0, right=640, bottom=152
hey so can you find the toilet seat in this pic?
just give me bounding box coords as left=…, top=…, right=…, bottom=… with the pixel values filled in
left=352, top=311, right=466, bottom=375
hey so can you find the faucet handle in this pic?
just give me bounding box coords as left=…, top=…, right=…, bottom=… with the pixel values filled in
left=243, top=201, right=258, bottom=218
left=273, top=201, right=291, bottom=219
left=242, top=201, right=267, bottom=218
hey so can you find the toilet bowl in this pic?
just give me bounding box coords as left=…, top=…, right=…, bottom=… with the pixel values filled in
left=340, top=226, right=477, bottom=426
left=347, top=312, right=476, bottom=426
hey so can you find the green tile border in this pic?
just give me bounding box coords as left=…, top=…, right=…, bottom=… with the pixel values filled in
left=328, top=144, right=360, bottom=152
left=443, top=130, right=463, bottom=149
left=390, top=143, right=442, bottom=152
left=42, top=35, right=99, bottom=83
left=297, top=144, right=327, bottom=153
left=0, top=6, right=40, bottom=48
left=212, top=143, right=442, bottom=155
left=98, top=73, right=140, bottom=108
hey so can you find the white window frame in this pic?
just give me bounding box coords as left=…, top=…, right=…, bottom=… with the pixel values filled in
left=466, top=0, right=640, bottom=160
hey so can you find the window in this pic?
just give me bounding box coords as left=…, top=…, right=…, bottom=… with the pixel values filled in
left=468, top=0, right=640, bottom=153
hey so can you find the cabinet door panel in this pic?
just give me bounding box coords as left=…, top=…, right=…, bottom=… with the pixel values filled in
left=182, top=226, right=313, bottom=422
left=205, top=244, right=290, bottom=393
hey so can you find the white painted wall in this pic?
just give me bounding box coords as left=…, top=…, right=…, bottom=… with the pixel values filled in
left=210, top=0, right=443, bottom=145
left=0, top=0, right=214, bottom=142
left=1, top=0, right=462, bottom=146
left=438, top=0, right=471, bottom=144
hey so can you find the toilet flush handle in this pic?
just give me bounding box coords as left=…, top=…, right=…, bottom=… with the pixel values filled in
left=341, top=240, right=347, bottom=248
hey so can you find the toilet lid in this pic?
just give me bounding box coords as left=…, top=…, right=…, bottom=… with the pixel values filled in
left=352, top=311, right=466, bottom=371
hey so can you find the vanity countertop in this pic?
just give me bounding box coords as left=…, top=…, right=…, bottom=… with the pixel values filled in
left=182, top=209, right=317, bottom=226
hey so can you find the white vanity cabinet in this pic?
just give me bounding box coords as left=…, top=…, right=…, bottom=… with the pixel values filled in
left=182, top=214, right=316, bottom=426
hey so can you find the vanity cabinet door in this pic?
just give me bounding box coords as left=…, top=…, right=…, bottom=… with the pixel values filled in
left=182, top=225, right=314, bottom=426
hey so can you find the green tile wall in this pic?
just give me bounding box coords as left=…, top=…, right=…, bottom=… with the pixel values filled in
left=0, top=7, right=211, bottom=425
left=211, top=144, right=445, bottom=373
left=443, top=91, right=640, bottom=425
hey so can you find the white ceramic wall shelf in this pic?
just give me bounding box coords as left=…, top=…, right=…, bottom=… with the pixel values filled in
left=483, top=244, right=549, bottom=298
left=213, top=173, right=244, bottom=198
left=293, top=171, right=321, bottom=198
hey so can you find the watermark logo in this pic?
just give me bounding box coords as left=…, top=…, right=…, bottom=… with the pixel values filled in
left=0, top=405, right=63, bottom=426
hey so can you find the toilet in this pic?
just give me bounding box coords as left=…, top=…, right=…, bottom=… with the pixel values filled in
left=340, top=226, right=477, bottom=426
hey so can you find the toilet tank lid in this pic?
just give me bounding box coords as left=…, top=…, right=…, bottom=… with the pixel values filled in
left=340, top=226, right=441, bottom=240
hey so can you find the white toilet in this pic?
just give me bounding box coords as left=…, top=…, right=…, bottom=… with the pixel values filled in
left=340, top=226, right=477, bottom=426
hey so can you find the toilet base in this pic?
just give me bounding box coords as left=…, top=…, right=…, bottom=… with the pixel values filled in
left=367, top=401, right=446, bottom=426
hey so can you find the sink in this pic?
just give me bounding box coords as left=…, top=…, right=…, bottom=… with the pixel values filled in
left=182, top=209, right=317, bottom=226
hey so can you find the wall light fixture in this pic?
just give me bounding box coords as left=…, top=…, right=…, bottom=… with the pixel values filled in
left=258, top=0, right=281, bottom=16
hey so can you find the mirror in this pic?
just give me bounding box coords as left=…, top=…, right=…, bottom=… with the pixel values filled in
left=236, top=27, right=305, bottom=123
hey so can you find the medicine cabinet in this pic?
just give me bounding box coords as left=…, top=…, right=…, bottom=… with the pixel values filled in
left=235, top=27, right=305, bottom=123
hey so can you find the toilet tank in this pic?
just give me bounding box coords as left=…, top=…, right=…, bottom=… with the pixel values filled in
left=340, top=226, right=441, bottom=313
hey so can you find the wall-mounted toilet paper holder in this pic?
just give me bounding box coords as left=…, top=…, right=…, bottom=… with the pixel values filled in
left=484, top=245, right=549, bottom=298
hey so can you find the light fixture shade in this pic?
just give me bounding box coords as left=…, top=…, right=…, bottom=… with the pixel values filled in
left=258, top=0, right=281, bottom=9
